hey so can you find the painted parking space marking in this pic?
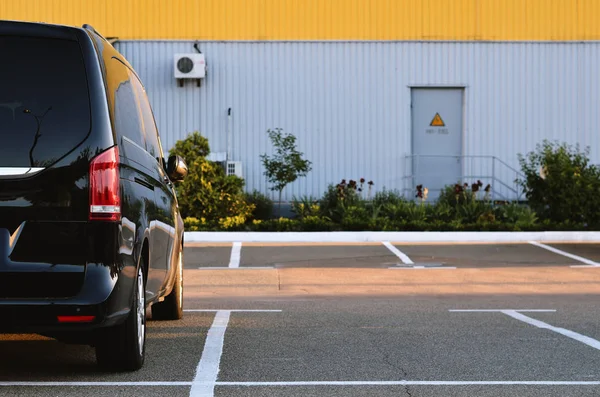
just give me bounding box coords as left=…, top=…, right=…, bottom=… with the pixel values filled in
left=383, top=242, right=456, bottom=269
left=1, top=380, right=600, bottom=387
left=228, top=242, right=242, bottom=268
left=502, top=310, right=600, bottom=351
left=382, top=241, right=414, bottom=265
left=529, top=241, right=600, bottom=267
left=0, top=382, right=192, bottom=386
left=2, top=308, right=600, bottom=391
left=190, top=310, right=230, bottom=397
left=449, top=309, right=556, bottom=313
left=189, top=309, right=282, bottom=397
left=184, top=310, right=282, bottom=313
left=196, top=267, right=274, bottom=270
left=451, top=309, right=600, bottom=351
left=388, top=265, right=457, bottom=270
left=216, top=380, right=600, bottom=386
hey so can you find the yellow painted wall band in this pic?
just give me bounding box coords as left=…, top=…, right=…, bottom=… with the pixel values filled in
left=2, top=0, right=599, bottom=41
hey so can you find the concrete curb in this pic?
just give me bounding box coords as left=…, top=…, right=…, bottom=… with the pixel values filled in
left=184, top=231, right=600, bottom=244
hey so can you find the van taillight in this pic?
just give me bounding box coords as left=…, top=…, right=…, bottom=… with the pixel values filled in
left=89, top=146, right=121, bottom=221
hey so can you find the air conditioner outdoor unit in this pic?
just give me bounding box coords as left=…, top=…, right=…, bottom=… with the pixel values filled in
left=226, top=161, right=243, bottom=178
left=174, top=53, right=206, bottom=87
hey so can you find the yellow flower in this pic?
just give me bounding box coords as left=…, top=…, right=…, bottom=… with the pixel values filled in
left=218, top=215, right=247, bottom=229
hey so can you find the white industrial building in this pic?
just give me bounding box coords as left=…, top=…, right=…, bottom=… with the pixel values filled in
left=115, top=40, right=600, bottom=202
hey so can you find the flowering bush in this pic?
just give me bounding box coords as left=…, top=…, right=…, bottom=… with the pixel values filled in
left=291, top=195, right=321, bottom=219
left=319, top=178, right=374, bottom=222
left=170, top=132, right=255, bottom=228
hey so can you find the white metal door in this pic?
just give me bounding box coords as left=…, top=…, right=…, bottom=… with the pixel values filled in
left=411, top=88, right=464, bottom=201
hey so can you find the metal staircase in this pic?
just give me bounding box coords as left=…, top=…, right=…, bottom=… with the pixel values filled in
left=403, top=154, right=526, bottom=202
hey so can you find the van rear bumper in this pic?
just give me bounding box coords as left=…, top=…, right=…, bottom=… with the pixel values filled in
left=0, top=262, right=135, bottom=336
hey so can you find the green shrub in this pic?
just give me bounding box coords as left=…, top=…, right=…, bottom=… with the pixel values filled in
left=517, top=140, right=600, bottom=226
left=457, top=200, right=492, bottom=223
left=495, top=202, right=538, bottom=228
left=170, top=132, right=255, bottom=227
left=373, top=189, right=406, bottom=208
left=437, top=181, right=492, bottom=207
left=319, top=181, right=361, bottom=222
left=378, top=200, right=433, bottom=223
left=291, top=195, right=320, bottom=219
left=239, top=216, right=591, bottom=232
left=252, top=217, right=302, bottom=232
left=426, top=202, right=453, bottom=222
left=244, top=190, right=274, bottom=220
left=404, top=202, right=429, bottom=222
left=298, top=215, right=336, bottom=231
left=380, top=201, right=410, bottom=220
left=340, top=205, right=371, bottom=231
left=183, top=217, right=203, bottom=231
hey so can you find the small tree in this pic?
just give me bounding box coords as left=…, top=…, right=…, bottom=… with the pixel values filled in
left=260, top=128, right=313, bottom=216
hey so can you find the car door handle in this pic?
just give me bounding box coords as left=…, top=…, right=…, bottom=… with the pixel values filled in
left=134, top=177, right=154, bottom=191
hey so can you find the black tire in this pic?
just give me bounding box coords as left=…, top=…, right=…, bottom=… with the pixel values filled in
left=151, top=247, right=183, bottom=321
left=95, top=263, right=146, bottom=371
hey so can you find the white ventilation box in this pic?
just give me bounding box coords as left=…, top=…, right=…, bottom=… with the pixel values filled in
left=226, top=161, right=243, bottom=178
left=174, top=53, right=206, bottom=86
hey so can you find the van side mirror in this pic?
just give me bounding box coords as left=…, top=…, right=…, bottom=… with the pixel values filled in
left=166, top=155, right=188, bottom=182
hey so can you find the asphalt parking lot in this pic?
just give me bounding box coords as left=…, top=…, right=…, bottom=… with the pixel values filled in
left=2, top=241, right=600, bottom=396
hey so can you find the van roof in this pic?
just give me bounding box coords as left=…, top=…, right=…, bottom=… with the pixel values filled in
left=0, top=19, right=103, bottom=40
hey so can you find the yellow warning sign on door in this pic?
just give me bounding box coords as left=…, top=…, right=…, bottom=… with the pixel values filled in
left=430, top=113, right=445, bottom=127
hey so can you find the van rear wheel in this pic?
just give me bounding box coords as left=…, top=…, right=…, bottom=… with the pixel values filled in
left=151, top=249, right=184, bottom=321
left=95, top=264, right=146, bottom=371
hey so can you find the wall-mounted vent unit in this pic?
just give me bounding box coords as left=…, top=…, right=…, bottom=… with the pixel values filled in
left=226, top=161, right=243, bottom=178
left=174, top=53, right=206, bottom=87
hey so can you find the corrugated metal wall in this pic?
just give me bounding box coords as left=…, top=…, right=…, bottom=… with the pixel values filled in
left=116, top=41, right=600, bottom=201
left=3, top=0, right=600, bottom=41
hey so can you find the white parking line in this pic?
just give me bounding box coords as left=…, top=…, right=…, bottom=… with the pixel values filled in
left=228, top=242, right=242, bottom=268
left=216, top=381, right=600, bottom=386
left=190, top=310, right=231, bottom=397
left=189, top=309, right=282, bottom=397
left=196, top=267, right=274, bottom=270
left=2, top=380, right=600, bottom=387
left=450, top=309, right=556, bottom=312
left=382, top=241, right=414, bottom=265
left=184, top=310, right=282, bottom=313
left=451, top=309, right=600, bottom=352
left=528, top=241, right=600, bottom=267
left=502, top=310, right=600, bottom=351
left=0, top=382, right=192, bottom=386
left=389, top=266, right=457, bottom=270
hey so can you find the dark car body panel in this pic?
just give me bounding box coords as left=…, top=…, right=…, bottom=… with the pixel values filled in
left=0, top=21, right=184, bottom=339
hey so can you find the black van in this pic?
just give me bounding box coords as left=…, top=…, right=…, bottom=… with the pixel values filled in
left=0, top=20, right=188, bottom=371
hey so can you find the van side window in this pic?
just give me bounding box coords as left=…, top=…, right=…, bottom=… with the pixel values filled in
left=108, top=59, right=145, bottom=149
left=131, top=76, right=164, bottom=164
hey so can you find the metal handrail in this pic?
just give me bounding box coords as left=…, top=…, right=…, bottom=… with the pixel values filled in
left=404, top=154, right=526, bottom=202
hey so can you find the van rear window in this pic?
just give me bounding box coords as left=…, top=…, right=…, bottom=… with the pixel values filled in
left=0, top=36, right=91, bottom=168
